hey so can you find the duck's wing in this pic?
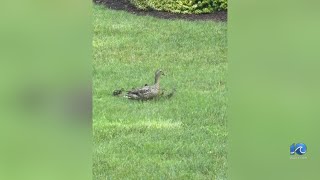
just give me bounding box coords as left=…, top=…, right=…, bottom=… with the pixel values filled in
left=127, top=86, right=151, bottom=95
left=126, top=86, right=152, bottom=100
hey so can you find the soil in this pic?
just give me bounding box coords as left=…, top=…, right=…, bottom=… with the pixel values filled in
left=94, top=0, right=227, bottom=22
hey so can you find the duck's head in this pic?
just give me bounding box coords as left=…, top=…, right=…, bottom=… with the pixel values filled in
left=155, top=69, right=165, bottom=76
left=155, top=69, right=165, bottom=83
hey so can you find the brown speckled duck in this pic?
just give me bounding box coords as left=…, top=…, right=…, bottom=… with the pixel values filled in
left=125, top=69, right=165, bottom=100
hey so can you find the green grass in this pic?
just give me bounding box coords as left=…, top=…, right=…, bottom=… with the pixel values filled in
left=93, top=4, right=227, bottom=179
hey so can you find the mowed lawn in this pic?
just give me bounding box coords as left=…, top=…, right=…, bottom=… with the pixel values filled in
left=93, top=4, right=227, bottom=179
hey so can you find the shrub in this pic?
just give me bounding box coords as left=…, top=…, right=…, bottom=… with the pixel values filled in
left=130, top=0, right=228, bottom=14
left=214, top=0, right=227, bottom=11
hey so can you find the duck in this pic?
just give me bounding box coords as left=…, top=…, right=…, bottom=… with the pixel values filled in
left=112, top=88, right=124, bottom=96
left=125, top=69, right=165, bottom=100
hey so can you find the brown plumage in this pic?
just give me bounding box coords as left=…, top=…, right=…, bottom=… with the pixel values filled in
left=126, top=69, right=165, bottom=100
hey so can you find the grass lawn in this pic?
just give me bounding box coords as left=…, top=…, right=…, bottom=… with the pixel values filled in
left=93, top=4, right=227, bottom=179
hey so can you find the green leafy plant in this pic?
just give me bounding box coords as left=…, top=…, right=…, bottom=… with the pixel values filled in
left=213, top=0, right=228, bottom=10
left=130, top=0, right=227, bottom=14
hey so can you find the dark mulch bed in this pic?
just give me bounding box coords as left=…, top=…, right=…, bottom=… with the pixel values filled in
left=94, top=0, right=227, bottom=22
